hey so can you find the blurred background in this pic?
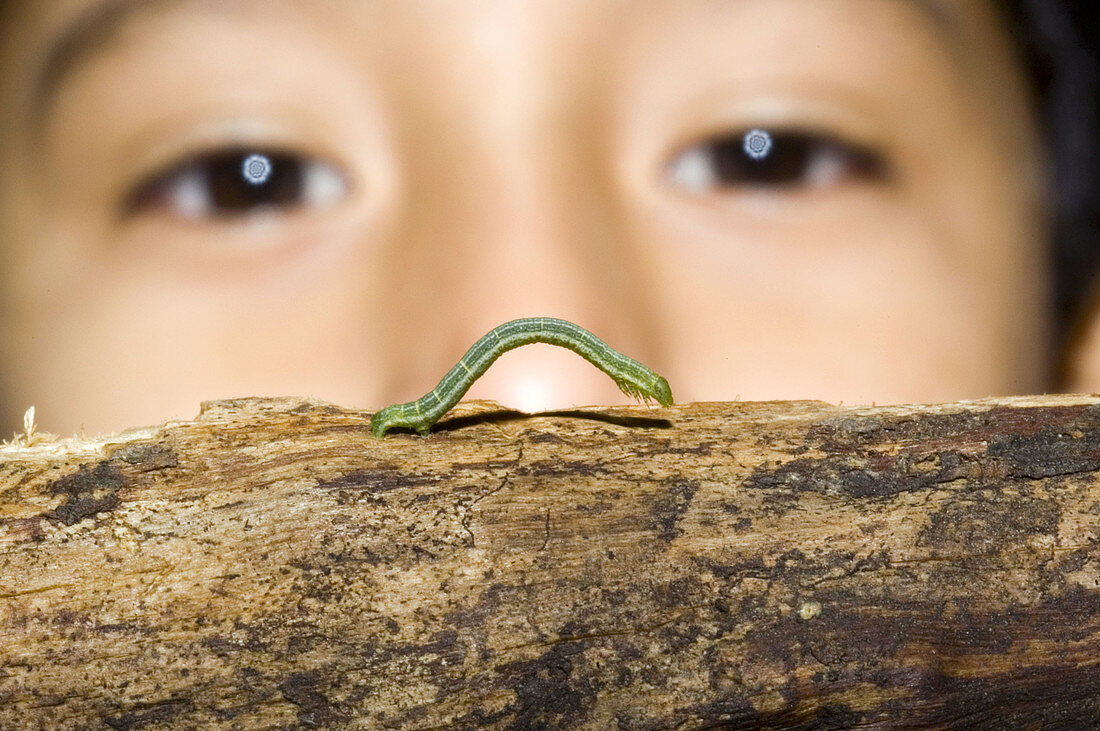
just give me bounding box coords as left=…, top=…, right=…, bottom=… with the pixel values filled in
left=0, top=0, right=1098, bottom=436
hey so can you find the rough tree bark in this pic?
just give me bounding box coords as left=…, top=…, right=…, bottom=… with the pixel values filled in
left=1, top=395, right=1099, bottom=728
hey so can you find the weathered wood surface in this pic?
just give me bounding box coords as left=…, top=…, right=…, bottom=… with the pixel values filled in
left=1, top=395, right=1099, bottom=729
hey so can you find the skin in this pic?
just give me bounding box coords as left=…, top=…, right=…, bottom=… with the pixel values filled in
left=0, top=0, right=1053, bottom=436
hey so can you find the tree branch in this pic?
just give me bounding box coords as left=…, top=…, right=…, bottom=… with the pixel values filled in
left=1, top=395, right=1099, bottom=728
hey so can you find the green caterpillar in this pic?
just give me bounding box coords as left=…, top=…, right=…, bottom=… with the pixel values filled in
left=371, top=317, right=673, bottom=437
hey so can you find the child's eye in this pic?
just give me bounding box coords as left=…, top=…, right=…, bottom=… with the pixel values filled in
left=124, top=148, right=348, bottom=220
left=665, top=129, right=887, bottom=193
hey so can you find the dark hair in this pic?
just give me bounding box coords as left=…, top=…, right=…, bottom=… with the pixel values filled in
left=999, top=1, right=1100, bottom=363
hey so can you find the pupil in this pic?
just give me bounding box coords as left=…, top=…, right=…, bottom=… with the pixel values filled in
left=709, top=131, right=810, bottom=185
left=208, top=150, right=302, bottom=213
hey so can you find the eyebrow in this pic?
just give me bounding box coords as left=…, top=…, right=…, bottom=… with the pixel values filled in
left=33, top=0, right=958, bottom=119
left=34, top=0, right=206, bottom=120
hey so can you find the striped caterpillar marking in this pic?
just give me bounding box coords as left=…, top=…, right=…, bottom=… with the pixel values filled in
left=371, top=317, right=673, bottom=437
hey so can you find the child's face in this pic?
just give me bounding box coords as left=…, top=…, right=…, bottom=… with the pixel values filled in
left=0, top=0, right=1047, bottom=435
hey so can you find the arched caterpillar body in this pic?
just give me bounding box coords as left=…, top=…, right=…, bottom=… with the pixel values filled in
left=370, top=317, right=673, bottom=437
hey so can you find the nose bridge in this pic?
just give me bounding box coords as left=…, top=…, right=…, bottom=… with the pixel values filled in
left=371, top=12, right=657, bottom=409
left=447, top=61, right=582, bottom=306
left=459, top=153, right=585, bottom=312
left=372, top=118, right=583, bottom=393
left=381, top=131, right=649, bottom=410
left=388, top=0, right=611, bottom=311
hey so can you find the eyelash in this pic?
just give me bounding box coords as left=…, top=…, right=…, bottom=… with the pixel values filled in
left=123, top=147, right=348, bottom=220
left=665, top=129, right=887, bottom=193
